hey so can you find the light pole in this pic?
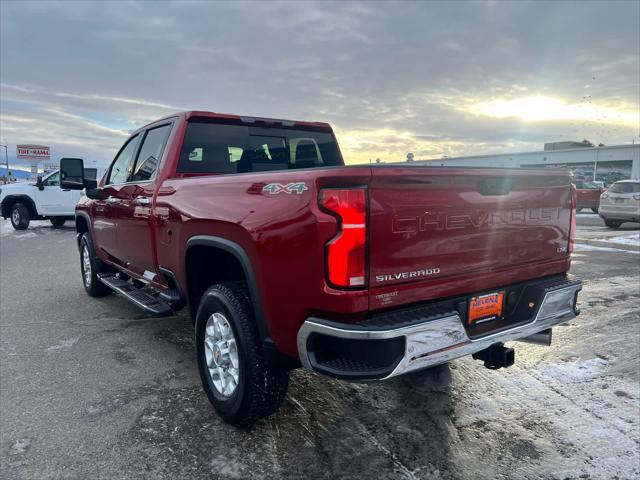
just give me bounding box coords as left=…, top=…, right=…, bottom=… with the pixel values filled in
left=0, top=142, right=8, bottom=176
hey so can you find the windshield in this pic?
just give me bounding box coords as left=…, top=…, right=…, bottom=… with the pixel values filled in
left=178, top=120, right=343, bottom=174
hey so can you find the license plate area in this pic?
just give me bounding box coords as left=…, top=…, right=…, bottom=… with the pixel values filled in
left=468, top=291, right=505, bottom=325
left=462, top=283, right=548, bottom=338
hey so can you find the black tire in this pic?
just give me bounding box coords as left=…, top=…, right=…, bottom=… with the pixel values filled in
left=10, top=203, right=30, bottom=230
left=604, top=219, right=622, bottom=229
left=50, top=218, right=66, bottom=227
left=195, top=282, right=289, bottom=427
left=591, top=207, right=599, bottom=214
left=79, top=233, right=112, bottom=297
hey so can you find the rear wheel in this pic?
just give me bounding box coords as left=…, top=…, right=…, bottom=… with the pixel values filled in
left=195, top=282, right=289, bottom=427
left=10, top=203, right=30, bottom=230
left=604, top=219, right=622, bottom=229
left=50, top=218, right=66, bottom=227
left=80, top=233, right=112, bottom=297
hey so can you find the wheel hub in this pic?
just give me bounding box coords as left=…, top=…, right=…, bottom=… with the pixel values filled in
left=12, top=209, right=20, bottom=224
left=204, top=312, right=239, bottom=397
left=82, top=246, right=91, bottom=287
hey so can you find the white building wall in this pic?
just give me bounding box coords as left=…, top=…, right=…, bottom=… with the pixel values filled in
left=411, top=144, right=640, bottom=180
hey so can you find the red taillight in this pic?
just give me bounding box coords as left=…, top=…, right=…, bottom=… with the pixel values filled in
left=319, top=188, right=367, bottom=288
left=569, top=184, right=577, bottom=254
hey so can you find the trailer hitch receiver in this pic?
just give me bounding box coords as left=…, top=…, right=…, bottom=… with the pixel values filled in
left=472, top=343, right=515, bottom=370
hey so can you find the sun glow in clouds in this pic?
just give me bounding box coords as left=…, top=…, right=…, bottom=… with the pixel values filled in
left=471, top=95, right=639, bottom=126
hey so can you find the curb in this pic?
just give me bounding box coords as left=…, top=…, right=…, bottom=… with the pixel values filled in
left=575, top=238, right=640, bottom=252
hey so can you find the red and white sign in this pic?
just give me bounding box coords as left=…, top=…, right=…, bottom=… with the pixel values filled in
left=17, top=145, right=50, bottom=159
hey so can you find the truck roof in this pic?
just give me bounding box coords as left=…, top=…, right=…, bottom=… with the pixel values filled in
left=140, top=110, right=332, bottom=131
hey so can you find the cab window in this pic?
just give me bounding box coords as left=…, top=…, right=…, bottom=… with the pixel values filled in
left=43, top=172, right=60, bottom=187
left=177, top=120, right=342, bottom=174
left=131, top=124, right=172, bottom=182
left=574, top=181, right=598, bottom=189
left=106, top=135, right=140, bottom=185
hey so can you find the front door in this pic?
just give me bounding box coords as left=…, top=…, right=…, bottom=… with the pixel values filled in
left=93, top=134, right=140, bottom=262
left=116, top=123, right=172, bottom=284
left=35, top=172, right=81, bottom=216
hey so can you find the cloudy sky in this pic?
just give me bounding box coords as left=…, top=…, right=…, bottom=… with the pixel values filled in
left=1, top=0, right=638, bottom=169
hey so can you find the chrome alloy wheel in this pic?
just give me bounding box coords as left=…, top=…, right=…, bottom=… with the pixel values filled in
left=204, top=312, right=240, bottom=397
left=82, top=245, right=92, bottom=287
left=11, top=209, right=20, bottom=224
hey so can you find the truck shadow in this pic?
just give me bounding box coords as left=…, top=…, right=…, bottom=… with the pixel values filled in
left=264, top=366, right=455, bottom=479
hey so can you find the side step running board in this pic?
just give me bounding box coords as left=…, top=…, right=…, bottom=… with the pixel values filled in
left=98, top=273, right=173, bottom=316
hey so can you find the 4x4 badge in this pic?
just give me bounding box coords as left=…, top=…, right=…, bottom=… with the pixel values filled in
left=262, top=182, right=308, bottom=195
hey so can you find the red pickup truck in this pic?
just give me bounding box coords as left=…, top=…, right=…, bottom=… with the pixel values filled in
left=573, top=181, right=605, bottom=212
left=60, top=111, right=582, bottom=426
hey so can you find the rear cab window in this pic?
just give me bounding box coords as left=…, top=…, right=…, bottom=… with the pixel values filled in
left=177, top=119, right=343, bottom=174
left=574, top=181, right=599, bottom=189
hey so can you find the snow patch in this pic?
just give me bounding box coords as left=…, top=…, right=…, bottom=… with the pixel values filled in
left=45, top=337, right=80, bottom=353
left=1, top=219, right=14, bottom=236
left=538, top=357, right=608, bottom=383
left=608, top=233, right=640, bottom=246
left=1, top=218, right=59, bottom=237
left=573, top=243, right=640, bottom=254
left=9, top=438, right=31, bottom=455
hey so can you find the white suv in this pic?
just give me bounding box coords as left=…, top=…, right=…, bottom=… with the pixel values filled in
left=598, top=179, right=640, bottom=229
left=0, top=169, right=99, bottom=230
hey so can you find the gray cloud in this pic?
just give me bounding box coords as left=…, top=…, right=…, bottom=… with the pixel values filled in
left=1, top=0, right=638, bottom=167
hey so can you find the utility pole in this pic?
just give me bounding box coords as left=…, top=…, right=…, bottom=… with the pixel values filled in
left=0, top=142, right=9, bottom=176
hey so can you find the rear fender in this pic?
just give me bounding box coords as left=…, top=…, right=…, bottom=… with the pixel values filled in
left=184, top=235, right=268, bottom=341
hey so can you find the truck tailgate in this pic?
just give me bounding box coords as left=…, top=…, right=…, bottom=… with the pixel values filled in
left=368, top=167, right=572, bottom=291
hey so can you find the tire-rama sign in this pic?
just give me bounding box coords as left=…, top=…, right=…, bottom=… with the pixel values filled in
left=17, top=145, right=50, bottom=159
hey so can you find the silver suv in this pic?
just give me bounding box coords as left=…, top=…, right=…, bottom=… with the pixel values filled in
left=598, top=179, right=640, bottom=228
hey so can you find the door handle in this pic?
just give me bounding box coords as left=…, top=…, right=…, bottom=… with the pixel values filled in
left=134, top=196, right=151, bottom=206
left=107, top=196, right=119, bottom=204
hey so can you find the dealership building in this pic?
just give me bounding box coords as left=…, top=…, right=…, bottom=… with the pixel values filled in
left=408, top=142, right=640, bottom=184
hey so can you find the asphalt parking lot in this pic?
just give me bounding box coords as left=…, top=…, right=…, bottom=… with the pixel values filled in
left=1, top=216, right=639, bottom=480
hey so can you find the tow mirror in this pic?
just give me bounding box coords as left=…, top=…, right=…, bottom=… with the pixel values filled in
left=60, top=158, right=87, bottom=190
left=36, top=175, right=44, bottom=190
left=85, top=187, right=106, bottom=200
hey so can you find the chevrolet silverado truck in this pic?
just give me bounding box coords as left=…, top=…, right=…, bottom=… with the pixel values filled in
left=60, top=111, right=582, bottom=427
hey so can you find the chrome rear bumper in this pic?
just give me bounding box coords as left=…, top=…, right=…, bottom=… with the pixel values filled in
left=297, top=279, right=581, bottom=381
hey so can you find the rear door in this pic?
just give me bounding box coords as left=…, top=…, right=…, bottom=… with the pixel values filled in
left=116, top=123, right=172, bottom=283
left=368, top=167, right=572, bottom=289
